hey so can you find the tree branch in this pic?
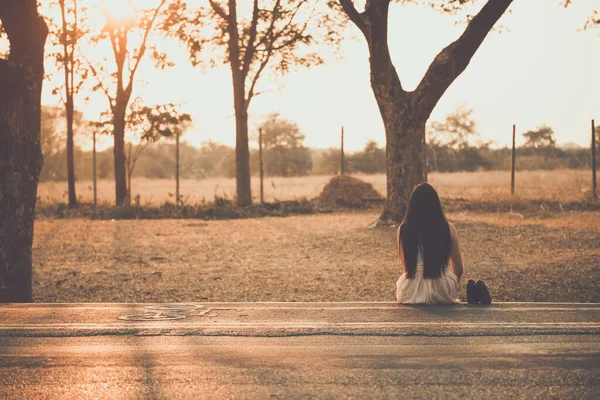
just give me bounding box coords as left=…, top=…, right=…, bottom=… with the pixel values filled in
left=245, top=0, right=311, bottom=105
left=254, top=0, right=281, bottom=51
left=270, top=1, right=305, bottom=45
left=45, top=73, right=67, bottom=105
left=71, top=0, right=78, bottom=98
left=125, top=0, right=167, bottom=97
left=245, top=1, right=289, bottom=105
left=339, top=0, right=368, bottom=35
left=241, top=0, right=259, bottom=78
left=226, top=0, right=242, bottom=75
left=245, top=52, right=271, bottom=106
left=83, top=56, right=115, bottom=109
left=413, top=0, right=513, bottom=119
left=208, top=0, right=228, bottom=20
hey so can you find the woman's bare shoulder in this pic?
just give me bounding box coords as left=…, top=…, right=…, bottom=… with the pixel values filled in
left=447, top=221, right=458, bottom=237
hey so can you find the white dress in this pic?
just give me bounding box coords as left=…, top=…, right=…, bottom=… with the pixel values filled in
left=396, top=253, right=459, bottom=305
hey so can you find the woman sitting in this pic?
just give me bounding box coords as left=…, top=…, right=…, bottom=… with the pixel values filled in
left=396, top=183, right=491, bottom=305
left=396, top=183, right=463, bottom=305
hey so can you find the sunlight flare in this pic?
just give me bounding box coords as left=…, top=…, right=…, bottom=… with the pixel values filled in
left=101, top=0, right=135, bottom=24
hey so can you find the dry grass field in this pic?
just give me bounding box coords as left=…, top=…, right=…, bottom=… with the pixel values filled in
left=32, top=210, right=600, bottom=303
left=33, top=169, right=598, bottom=303
left=37, top=169, right=594, bottom=205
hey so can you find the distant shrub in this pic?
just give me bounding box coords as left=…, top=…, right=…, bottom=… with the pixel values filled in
left=36, top=197, right=324, bottom=220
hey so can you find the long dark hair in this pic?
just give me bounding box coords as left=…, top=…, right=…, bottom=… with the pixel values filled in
left=399, top=183, right=451, bottom=279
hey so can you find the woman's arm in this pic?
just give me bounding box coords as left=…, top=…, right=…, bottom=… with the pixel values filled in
left=397, top=226, right=405, bottom=266
left=448, top=222, right=464, bottom=282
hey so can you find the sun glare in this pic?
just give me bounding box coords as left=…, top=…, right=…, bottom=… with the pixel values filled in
left=101, top=0, right=135, bottom=23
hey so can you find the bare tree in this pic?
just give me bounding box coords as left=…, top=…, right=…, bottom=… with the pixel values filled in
left=165, top=0, right=343, bottom=206
left=0, top=0, right=49, bottom=302
left=338, top=0, right=513, bottom=225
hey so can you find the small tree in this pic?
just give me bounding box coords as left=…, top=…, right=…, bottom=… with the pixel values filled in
left=522, top=125, right=556, bottom=148
left=165, top=0, right=343, bottom=205
left=428, top=105, right=486, bottom=171
left=124, top=102, right=191, bottom=201
left=45, top=0, right=89, bottom=207
left=429, top=105, right=480, bottom=150
left=259, top=113, right=312, bottom=176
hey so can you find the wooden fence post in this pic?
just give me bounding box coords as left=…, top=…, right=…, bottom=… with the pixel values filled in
left=92, top=128, right=97, bottom=209
left=175, top=129, right=180, bottom=204
left=340, top=126, right=345, bottom=175
left=511, top=124, right=516, bottom=195
left=259, top=127, right=264, bottom=204
left=593, top=119, right=597, bottom=200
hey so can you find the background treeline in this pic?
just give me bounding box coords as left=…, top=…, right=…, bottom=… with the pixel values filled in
left=40, top=106, right=599, bottom=182
left=40, top=137, right=599, bottom=181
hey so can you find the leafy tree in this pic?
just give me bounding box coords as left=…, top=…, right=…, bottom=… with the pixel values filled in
left=429, top=105, right=480, bottom=150
left=338, top=0, right=513, bottom=225
left=522, top=125, right=556, bottom=148
left=0, top=0, right=49, bottom=302
left=348, top=140, right=386, bottom=174
left=198, top=141, right=236, bottom=178
left=312, top=148, right=342, bottom=175
left=260, top=113, right=312, bottom=176
left=165, top=0, right=343, bottom=205
left=87, top=0, right=172, bottom=205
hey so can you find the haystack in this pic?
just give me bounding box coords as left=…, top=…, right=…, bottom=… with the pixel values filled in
left=317, top=175, right=383, bottom=208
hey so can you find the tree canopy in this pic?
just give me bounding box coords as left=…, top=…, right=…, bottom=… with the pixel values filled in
left=522, top=125, right=556, bottom=148
left=259, top=113, right=312, bottom=176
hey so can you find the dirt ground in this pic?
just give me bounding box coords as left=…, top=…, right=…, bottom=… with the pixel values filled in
left=32, top=210, right=600, bottom=303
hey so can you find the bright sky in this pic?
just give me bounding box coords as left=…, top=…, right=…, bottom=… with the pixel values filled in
left=36, top=0, right=600, bottom=152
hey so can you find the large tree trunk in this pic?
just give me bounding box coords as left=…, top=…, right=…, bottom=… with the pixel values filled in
left=233, top=87, right=252, bottom=207
left=0, top=1, right=48, bottom=302
left=380, top=110, right=426, bottom=225
left=113, top=100, right=128, bottom=206
left=227, top=0, right=252, bottom=207
left=363, top=0, right=425, bottom=226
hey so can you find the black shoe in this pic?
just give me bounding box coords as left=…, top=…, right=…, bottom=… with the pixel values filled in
left=466, top=280, right=477, bottom=304
left=474, top=280, right=492, bottom=305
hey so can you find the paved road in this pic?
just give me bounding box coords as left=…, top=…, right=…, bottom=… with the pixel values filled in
left=1, top=302, right=599, bottom=399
